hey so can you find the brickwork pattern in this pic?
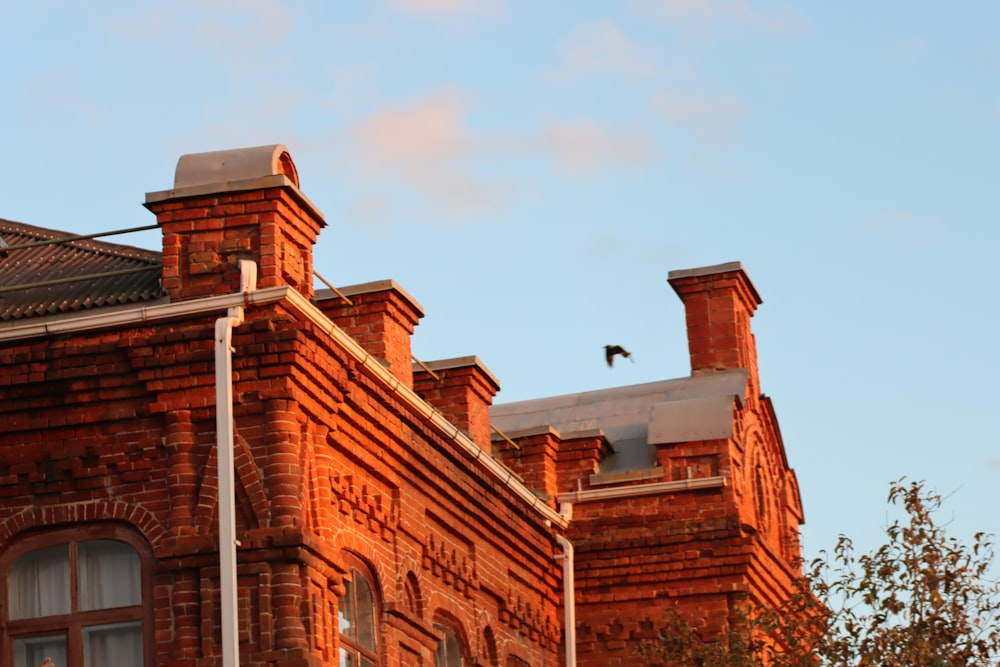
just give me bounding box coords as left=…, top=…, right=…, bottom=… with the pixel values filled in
left=0, top=152, right=807, bottom=667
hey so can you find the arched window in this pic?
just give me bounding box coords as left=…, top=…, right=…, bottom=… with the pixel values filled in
left=434, top=625, right=464, bottom=667
left=338, top=568, right=378, bottom=667
left=0, top=526, right=150, bottom=667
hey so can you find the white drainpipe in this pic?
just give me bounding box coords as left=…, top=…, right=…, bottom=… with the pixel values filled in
left=0, top=283, right=568, bottom=529
left=555, top=533, right=576, bottom=667
left=215, top=259, right=257, bottom=667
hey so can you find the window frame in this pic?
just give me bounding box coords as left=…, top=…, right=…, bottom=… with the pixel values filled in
left=433, top=622, right=466, bottom=667
left=0, top=524, right=153, bottom=667
left=338, top=565, right=380, bottom=667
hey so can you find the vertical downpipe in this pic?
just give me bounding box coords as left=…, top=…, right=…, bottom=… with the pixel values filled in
left=555, top=533, right=577, bottom=667
left=215, top=259, right=257, bottom=667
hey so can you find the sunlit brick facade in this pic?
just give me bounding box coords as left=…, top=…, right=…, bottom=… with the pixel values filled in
left=0, top=145, right=803, bottom=667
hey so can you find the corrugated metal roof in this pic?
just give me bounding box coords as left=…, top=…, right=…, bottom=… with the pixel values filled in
left=0, top=219, right=164, bottom=321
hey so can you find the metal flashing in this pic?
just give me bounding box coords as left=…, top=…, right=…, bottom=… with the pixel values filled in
left=648, top=394, right=739, bottom=444
left=490, top=369, right=749, bottom=474
left=667, top=261, right=762, bottom=304
left=413, top=355, right=501, bottom=389
left=316, top=279, right=425, bottom=317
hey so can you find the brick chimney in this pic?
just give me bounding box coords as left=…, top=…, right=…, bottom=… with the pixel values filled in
left=316, top=280, right=424, bottom=388
left=144, top=144, right=325, bottom=301
left=668, top=262, right=762, bottom=386
left=413, top=356, right=500, bottom=452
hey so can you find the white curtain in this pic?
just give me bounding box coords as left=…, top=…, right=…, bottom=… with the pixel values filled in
left=8, top=545, right=70, bottom=619
left=77, top=541, right=141, bottom=611
left=8, top=541, right=144, bottom=667
left=83, top=621, right=143, bottom=667
left=13, top=635, right=66, bottom=667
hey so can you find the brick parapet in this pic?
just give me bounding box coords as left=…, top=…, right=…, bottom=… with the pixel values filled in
left=557, top=431, right=612, bottom=494
left=492, top=426, right=561, bottom=506
left=413, top=356, right=501, bottom=452
left=316, top=280, right=423, bottom=388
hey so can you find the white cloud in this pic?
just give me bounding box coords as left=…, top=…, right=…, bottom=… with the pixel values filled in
left=111, top=0, right=294, bottom=54
left=652, top=91, right=747, bottom=144
left=388, top=0, right=503, bottom=17
left=585, top=229, right=687, bottom=267
left=556, top=20, right=660, bottom=79
left=634, top=0, right=809, bottom=35
left=534, top=119, right=657, bottom=177
left=339, top=91, right=657, bottom=223
left=351, top=90, right=471, bottom=168
left=348, top=194, right=392, bottom=227
left=343, top=89, right=513, bottom=222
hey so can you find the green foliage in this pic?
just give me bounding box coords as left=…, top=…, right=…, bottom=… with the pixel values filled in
left=636, top=606, right=764, bottom=667
left=641, top=479, right=1000, bottom=667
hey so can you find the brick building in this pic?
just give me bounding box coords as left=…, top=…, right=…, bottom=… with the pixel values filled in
left=0, top=145, right=804, bottom=667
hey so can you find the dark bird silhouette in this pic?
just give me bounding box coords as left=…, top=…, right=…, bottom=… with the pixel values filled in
left=604, top=345, right=632, bottom=367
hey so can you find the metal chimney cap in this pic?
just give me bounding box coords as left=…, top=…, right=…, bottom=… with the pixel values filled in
left=173, top=144, right=298, bottom=190
left=144, top=144, right=324, bottom=223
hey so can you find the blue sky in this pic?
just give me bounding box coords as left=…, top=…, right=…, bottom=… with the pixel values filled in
left=1, top=1, right=997, bottom=563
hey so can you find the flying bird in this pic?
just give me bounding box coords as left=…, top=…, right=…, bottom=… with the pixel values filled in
left=604, top=345, right=633, bottom=367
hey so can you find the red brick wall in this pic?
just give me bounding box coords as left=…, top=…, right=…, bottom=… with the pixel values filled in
left=0, top=153, right=807, bottom=667
left=147, top=186, right=323, bottom=302
left=0, top=171, right=567, bottom=667
left=0, top=304, right=566, bottom=666
left=413, top=358, right=500, bottom=453
left=317, top=281, right=423, bottom=389
left=670, top=264, right=763, bottom=397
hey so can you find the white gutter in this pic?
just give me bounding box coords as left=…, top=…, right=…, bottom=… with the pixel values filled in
left=556, top=475, right=726, bottom=505
left=0, top=286, right=290, bottom=342
left=277, top=288, right=569, bottom=528
left=215, top=259, right=258, bottom=667
left=0, top=273, right=567, bottom=528
left=555, top=534, right=576, bottom=667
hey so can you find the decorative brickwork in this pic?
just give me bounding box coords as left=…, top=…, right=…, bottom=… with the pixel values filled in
left=0, top=147, right=806, bottom=667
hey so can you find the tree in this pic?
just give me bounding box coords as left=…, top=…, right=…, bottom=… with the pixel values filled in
left=640, top=479, right=1000, bottom=666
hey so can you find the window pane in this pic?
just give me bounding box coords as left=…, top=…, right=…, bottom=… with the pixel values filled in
left=354, top=576, right=376, bottom=652
left=339, top=646, right=358, bottom=667
left=9, top=545, right=70, bottom=619
left=78, top=541, right=141, bottom=611
left=338, top=570, right=376, bottom=651
left=83, top=621, right=143, bottom=667
left=435, top=628, right=463, bottom=667
left=13, top=635, right=67, bottom=667
left=338, top=579, right=356, bottom=639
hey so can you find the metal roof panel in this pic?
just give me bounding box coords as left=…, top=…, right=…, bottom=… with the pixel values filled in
left=0, top=219, right=163, bottom=322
